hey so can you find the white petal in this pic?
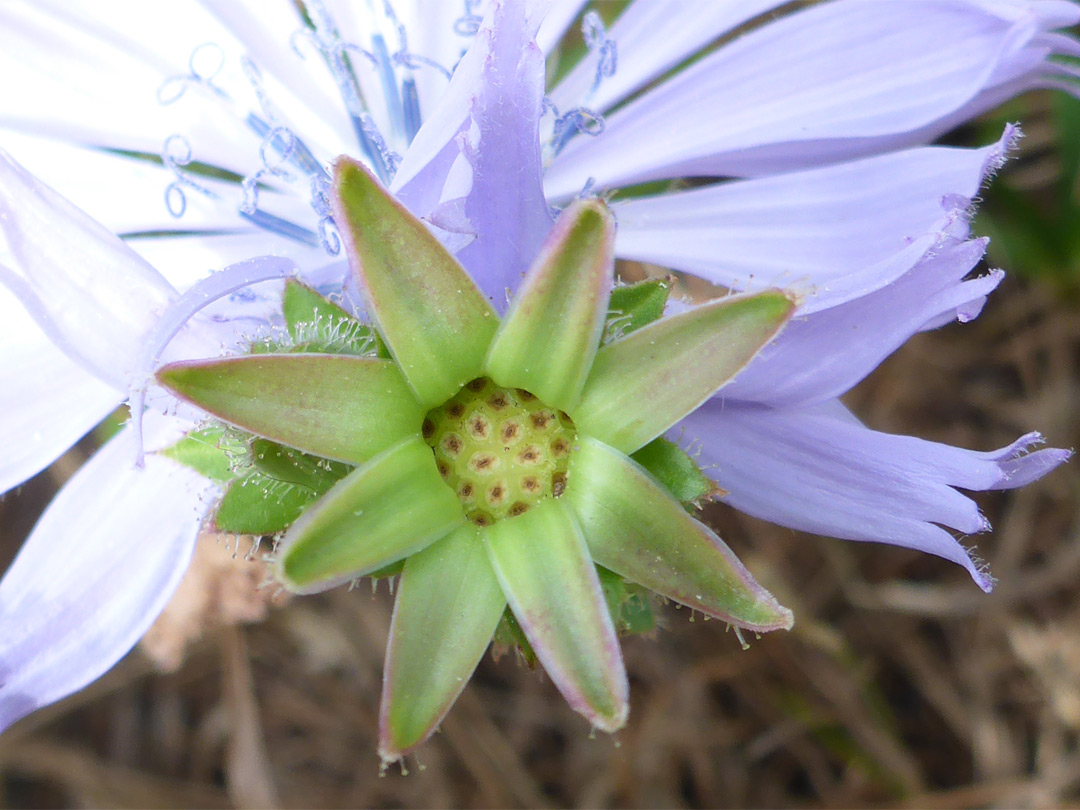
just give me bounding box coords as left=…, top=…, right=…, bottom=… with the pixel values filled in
left=391, top=22, right=488, bottom=200
left=0, top=286, right=122, bottom=494
left=0, top=135, right=333, bottom=322
left=127, top=232, right=331, bottom=294
left=0, top=415, right=216, bottom=732
left=396, top=0, right=474, bottom=118
left=0, top=131, right=251, bottom=237
left=196, top=0, right=355, bottom=148
left=0, top=1, right=258, bottom=169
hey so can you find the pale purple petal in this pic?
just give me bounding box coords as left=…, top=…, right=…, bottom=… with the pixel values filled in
left=392, top=119, right=474, bottom=229
left=0, top=414, right=216, bottom=733
left=0, top=287, right=122, bottom=494
left=129, top=255, right=302, bottom=463
left=135, top=254, right=300, bottom=372
left=679, top=401, right=1072, bottom=592
left=721, top=239, right=1002, bottom=407
left=613, top=129, right=1018, bottom=305
left=549, top=0, right=788, bottom=117
left=390, top=2, right=494, bottom=200
left=0, top=149, right=177, bottom=387
left=391, top=0, right=553, bottom=303
left=535, top=0, right=589, bottom=54
left=544, top=0, right=1079, bottom=198
left=454, top=0, right=554, bottom=306
left=866, top=22, right=1080, bottom=147
left=987, top=432, right=1074, bottom=489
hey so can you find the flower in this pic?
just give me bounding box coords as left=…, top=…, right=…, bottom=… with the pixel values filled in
left=155, top=158, right=797, bottom=758
left=0, top=148, right=302, bottom=734
left=0, top=0, right=1074, bottom=747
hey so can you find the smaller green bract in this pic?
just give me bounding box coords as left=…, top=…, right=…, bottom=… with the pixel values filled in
left=157, top=156, right=796, bottom=763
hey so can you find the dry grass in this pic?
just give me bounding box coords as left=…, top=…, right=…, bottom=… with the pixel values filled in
left=0, top=273, right=1077, bottom=808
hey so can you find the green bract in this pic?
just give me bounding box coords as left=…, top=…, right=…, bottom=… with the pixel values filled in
left=157, top=157, right=796, bottom=763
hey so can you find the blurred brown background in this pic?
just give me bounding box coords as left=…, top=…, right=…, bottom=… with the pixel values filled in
left=0, top=94, right=1078, bottom=808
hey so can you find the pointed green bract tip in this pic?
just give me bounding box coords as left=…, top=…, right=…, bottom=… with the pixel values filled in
left=594, top=702, right=629, bottom=734
left=332, top=158, right=384, bottom=219
left=332, top=155, right=497, bottom=408
left=744, top=288, right=796, bottom=319
left=568, top=436, right=794, bottom=633
left=155, top=363, right=194, bottom=393
left=562, top=200, right=614, bottom=261
left=484, top=198, right=615, bottom=411
left=378, top=525, right=504, bottom=760
left=631, top=437, right=722, bottom=509
left=160, top=425, right=239, bottom=484
left=281, top=278, right=385, bottom=356
left=481, top=499, right=630, bottom=733
left=567, top=198, right=610, bottom=231
left=603, top=277, right=672, bottom=342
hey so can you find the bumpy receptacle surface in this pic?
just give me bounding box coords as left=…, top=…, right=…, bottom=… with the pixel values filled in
left=423, top=378, right=576, bottom=526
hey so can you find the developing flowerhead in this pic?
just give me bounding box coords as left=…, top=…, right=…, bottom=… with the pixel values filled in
left=424, top=378, right=576, bottom=525
left=157, top=157, right=796, bottom=762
